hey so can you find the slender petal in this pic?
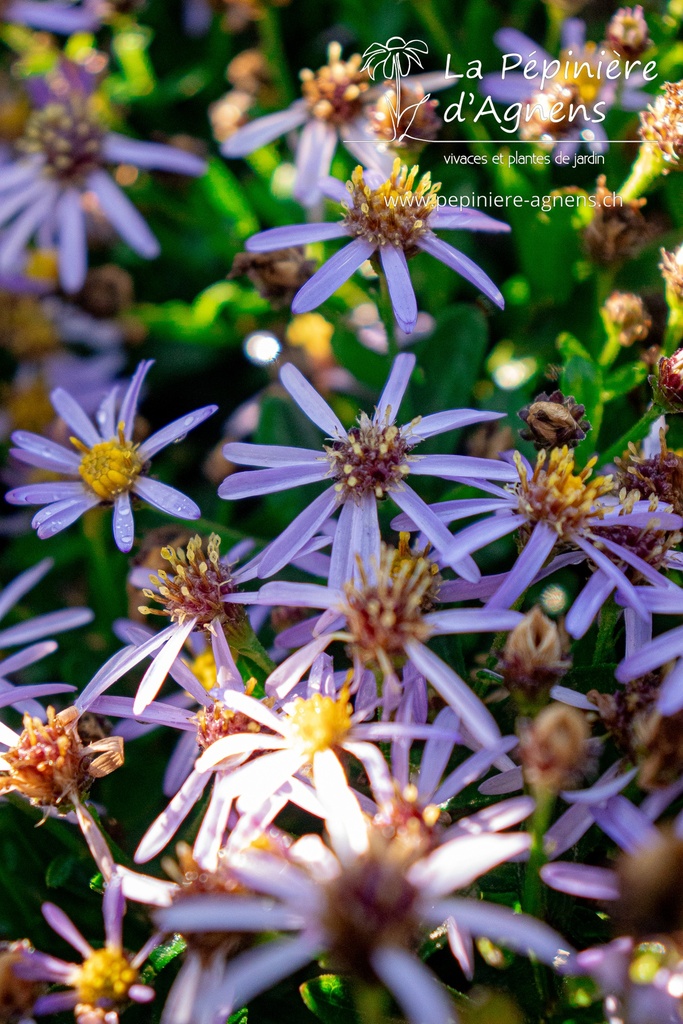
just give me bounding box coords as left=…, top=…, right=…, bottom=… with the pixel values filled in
left=379, top=245, right=418, bottom=334
left=417, top=234, right=504, bottom=308
left=221, top=102, right=309, bottom=157
left=246, top=221, right=350, bottom=252
left=88, top=170, right=160, bottom=258
left=56, top=188, right=87, bottom=293
left=376, top=354, right=416, bottom=424
left=371, top=947, right=455, bottom=1024
left=292, top=237, right=376, bottom=313
left=133, top=476, right=201, bottom=519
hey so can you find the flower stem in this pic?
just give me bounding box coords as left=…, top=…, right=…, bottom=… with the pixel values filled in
left=663, top=306, right=683, bottom=357
left=619, top=146, right=665, bottom=203
left=407, top=0, right=454, bottom=64
left=600, top=405, right=661, bottom=466
left=522, top=787, right=554, bottom=920
left=593, top=595, right=622, bottom=665
left=258, top=6, right=294, bottom=105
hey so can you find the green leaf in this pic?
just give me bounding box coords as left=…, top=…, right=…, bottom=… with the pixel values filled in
left=45, top=854, right=76, bottom=890
left=556, top=333, right=593, bottom=363
left=147, top=934, right=187, bottom=973
left=602, top=362, right=648, bottom=403
left=560, top=356, right=604, bottom=439
left=227, top=1010, right=248, bottom=1024
left=300, top=974, right=360, bottom=1024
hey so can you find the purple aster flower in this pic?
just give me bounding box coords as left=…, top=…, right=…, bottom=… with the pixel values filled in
left=394, top=446, right=680, bottom=622
left=5, top=359, right=217, bottom=552
left=219, top=352, right=517, bottom=582
left=235, top=537, right=523, bottom=750
left=617, top=587, right=683, bottom=716
left=14, top=872, right=158, bottom=1024
left=244, top=160, right=509, bottom=330
left=481, top=19, right=652, bottom=161
left=0, top=61, right=205, bottom=292
left=2, top=0, right=100, bottom=33
left=221, top=41, right=395, bottom=206
left=156, top=757, right=571, bottom=1024
left=0, top=557, right=92, bottom=718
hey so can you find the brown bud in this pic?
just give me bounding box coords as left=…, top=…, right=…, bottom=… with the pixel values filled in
left=518, top=390, right=590, bottom=450
left=636, top=708, right=683, bottom=790
left=368, top=84, right=441, bottom=145
left=519, top=704, right=590, bottom=792
left=613, top=830, right=683, bottom=939
left=227, top=49, right=272, bottom=97
left=74, top=265, right=134, bottom=319
left=499, top=607, right=570, bottom=699
left=616, top=428, right=683, bottom=515
left=602, top=291, right=652, bottom=347
left=209, top=90, right=254, bottom=144
left=0, top=941, right=42, bottom=1021
left=589, top=673, right=659, bottom=762
left=661, top=245, right=683, bottom=304
left=606, top=6, right=652, bottom=61
left=229, top=248, right=316, bottom=309
left=640, top=81, right=683, bottom=168
left=0, top=706, right=123, bottom=808
left=583, top=176, right=651, bottom=265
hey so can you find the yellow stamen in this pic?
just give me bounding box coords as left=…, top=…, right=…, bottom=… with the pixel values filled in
left=287, top=685, right=353, bottom=757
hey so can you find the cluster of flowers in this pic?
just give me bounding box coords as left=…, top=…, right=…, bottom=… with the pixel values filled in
left=1, top=2, right=683, bottom=1024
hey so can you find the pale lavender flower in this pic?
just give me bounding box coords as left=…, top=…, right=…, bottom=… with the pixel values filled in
left=219, top=352, right=517, bottom=582
left=244, top=160, right=509, bottom=331
left=617, top=587, right=683, bottom=716
left=481, top=19, right=652, bottom=161
left=156, top=757, right=571, bottom=1024
left=14, top=872, right=157, bottom=1023
left=3, top=0, right=99, bottom=33
left=221, top=41, right=394, bottom=206
left=0, top=557, right=91, bottom=719
left=5, top=359, right=217, bottom=552
left=234, top=542, right=523, bottom=749
left=0, top=61, right=205, bottom=292
left=393, top=446, right=680, bottom=623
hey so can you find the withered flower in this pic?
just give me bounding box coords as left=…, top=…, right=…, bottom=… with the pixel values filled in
left=661, top=246, right=683, bottom=305
left=583, top=176, right=650, bottom=265
left=498, top=607, right=570, bottom=702
left=229, top=248, right=316, bottom=308
left=74, top=265, right=134, bottom=320
left=0, top=706, right=123, bottom=810
left=640, top=80, right=683, bottom=169
left=0, top=940, right=42, bottom=1022
left=519, top=703, right=591, bottom=792
left=651, top=349, right=683, bottom=411
left=602, top=291, right=651, bottom=348
left=518, top=390, right=591, bottom=450
left=616, top=427, right=683, bottom=513
left=519, top=82, right=582, bottom=142
left=612, top=830, right=683, bottom=939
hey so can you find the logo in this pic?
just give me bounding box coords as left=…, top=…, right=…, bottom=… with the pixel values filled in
left=360, top=36, right=433, bottom=144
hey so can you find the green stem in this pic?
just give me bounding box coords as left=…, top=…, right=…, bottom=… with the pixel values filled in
left=598, top=328, right=623, bottom=370
left=600, top=405, right=661, bottom=466
left=593, top=595, right=622, bottom=664
left=407, top=0, right=455, bottom=64
left=258, top=6, right=294, bottom=105
left=522, top=787, right=554, bottom=920
left=545, top=4, right=564, bottom=52
left=663, top=306, right=683, bottom=357
left=619, top=146, right=665, bottom=203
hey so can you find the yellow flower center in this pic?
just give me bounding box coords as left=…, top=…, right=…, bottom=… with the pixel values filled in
left=559, top=45, right=602, bottom=106
left=287, top=686, right=353, bottom=757
left=515, top=446, right=614, bottom=539
left=2, top=376, right=55, bottom=434
left=190, top=649, right=218, bottom=691
left=286, top=313, right=334, bottom=364
left=74, top=423, right=142, bottom=501
left=76, top=946, right=138, bottom=1007
left=343, top=159, right=439, bottom=254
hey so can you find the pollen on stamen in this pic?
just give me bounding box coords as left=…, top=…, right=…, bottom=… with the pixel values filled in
left=514, top=445, right=614, bottom=540
left=74, top=422, right=143, bottom=502
left=343, top=159, right=440, bottom=254
left=325, top=412, right=417, bottom=503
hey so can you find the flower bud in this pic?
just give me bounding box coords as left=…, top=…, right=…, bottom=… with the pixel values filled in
left=606, top=6, right=651, bottom=61
left=613, top=831, right=683, bottom=939
left=518, top=390, right=590, bottom=450
left=652, top=348, right=683, bottom=410
left=583, top=176, right=650, bottom=264
left=229, top=248, right=316, bottom=309
left=640, top=81, right=683, bottom=169
left=602, top=292, right=651, bottom=347
left=499, top=607, right=570, bottom=700
left=519, top=704, right=590, bottom=792
left=75, top=265, right=134, bottom=319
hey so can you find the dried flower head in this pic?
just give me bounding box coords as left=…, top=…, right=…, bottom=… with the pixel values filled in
left=583, top=176, right=650, bottom=264
left=616, top=428, right=683, bottom=514
left=0, top=706, right=123, bottom=809
left=209, top=90, right=254, bottom=143
left=602, top=292, right=652, bottom=347
left=0, top=940, right=42, bottom=1022
left=300, top=42, right=369, bottom=126
left=367, top=83, right=441, bottom=146
left=228, top=248, right=316, bottom=308
left=660, top=245, right=683, bottom=304
left=75, top=265, right=134, bottom=319
left=589, top=674, right=659, bottom=765
left=519, top=703, right=591, bottom=792
left=640, top=81, right=683, bottom=169
left=518, top=391, right=591, bottom=450
left=519, top=82, right=583, bottom=142
left=499, top=607, right=570, bottom=700
left=635, top=708, right=683, bottom=791
left=613, top=831, right=683, bottom=939
left=606, top=6, right=652, bottom=61
left=227, top=49, right=272, bottom=96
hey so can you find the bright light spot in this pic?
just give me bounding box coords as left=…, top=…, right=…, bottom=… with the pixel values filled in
left=271, top=163, right=296, bottom=199
left=115, top=164, right=139, bottom=187
left=243, top=331, right=281, bottom=365
left=492, top=357, right=536, bottom=390
left=540, top=584, right=568, bottom=615
left=581, top=128, right=596, bottom=142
